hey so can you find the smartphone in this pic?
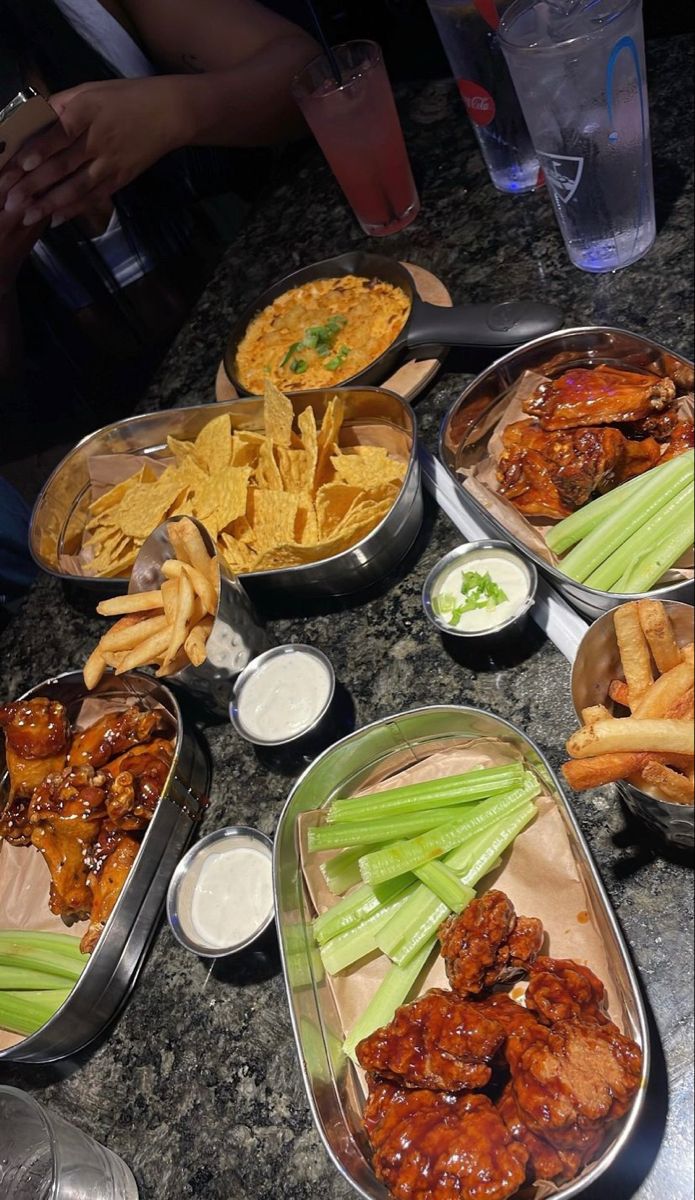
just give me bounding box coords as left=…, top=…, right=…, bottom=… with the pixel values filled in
left=0, top=88, right=58, bottom=170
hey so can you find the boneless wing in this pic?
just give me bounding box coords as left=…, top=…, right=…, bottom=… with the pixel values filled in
left=356, top=989, right=505, bottom=1091
left=438, top=891, right=544, bottom=996
left=365, top=1082, right=528, bottom=1200
left=525, top=956, right=608, bottom=1025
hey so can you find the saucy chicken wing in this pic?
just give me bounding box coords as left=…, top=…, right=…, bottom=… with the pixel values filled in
left=0, top=699, right=71, bottom=844
left=80, top=824, right=140, bottom=954
left=496, top=1082, right=598, bottom=1184
left=364, top=1081, right=528, bottom=1200
left=507, top=1018, right=642, bottom=1154
left=497, top=421, right=661, bottom=519
left=103, top=739, right=173, bottom=830
left=356, top=989, right=505, bottom=1091
left=525, top=956, right=608, bottom=1025
left=68, top=706, right=167, bottom=769
left=439, top=891, right=543, bottom=996
left=523, top=366, right=676, bottom=430
left=27, top=764, right=107, bottom=919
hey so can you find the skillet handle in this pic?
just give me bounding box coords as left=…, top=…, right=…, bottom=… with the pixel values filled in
left=406, top=299, right=564, bottom=351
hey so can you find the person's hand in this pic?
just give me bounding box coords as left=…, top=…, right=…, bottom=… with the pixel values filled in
left=0, top=77, right=187, bottom=227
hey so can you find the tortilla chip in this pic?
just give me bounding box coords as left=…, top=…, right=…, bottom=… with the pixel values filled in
left=256, top=440, right=284, bottom=491
left=191, top=414, right=232, bottom=473
left=230, top=432, right=264, bottom=468
left=297, top=406, right=319, bottom=490
left=263, top=380, right=294, bottom=446
left=331, top=446, right=405, bottom=490
left=275, top=446, right=311, bottom=493
left=315, top=482, right=363, bottom=538
left=249, top=489, right=300, bottom=550
left=195, top=467, right=251, bottom=530
left=295, top=493, right=319, bottom=545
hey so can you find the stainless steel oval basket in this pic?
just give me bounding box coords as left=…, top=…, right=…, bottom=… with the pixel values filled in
left=438, top=327, right=694, bottom=620
left=0, top=670, right=210, bottom=1064
left=273, top=704, right=649, bottom=1200
left=29, top=388, right=423, bottom=600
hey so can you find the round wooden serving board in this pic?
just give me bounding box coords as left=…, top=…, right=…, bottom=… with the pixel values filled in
left=215, top=261, right=453, bottom=405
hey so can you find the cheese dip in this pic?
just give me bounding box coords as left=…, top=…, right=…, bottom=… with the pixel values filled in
left=430, top=547, right=533, bottom=634
left=232, top=645, right=334, bottom=745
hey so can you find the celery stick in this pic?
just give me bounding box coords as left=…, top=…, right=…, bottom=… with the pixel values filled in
left=546, top=451, right=694, bottom=555
left=327, top=764, right=524, bottom=824
left=313, top=878, right=413, bottom=946
left=0, top=931, right=83, bottom=954
left=379, top=802, right=536, bottom=965
left=359, top=778, right=540, bottom=886
left=618, top=500, right=695, bottom=592
left=0, top=948, right=84, bottom=982
left=559, top=453, right=694, bottom=583
left=308, top=805, right=480, bottom=853
left=585, top=482, right=693, bottom=590
left=413, top=862, right=475, bottom=912
left=0, top=988, right=72, bottom=1036
left=320, top=845, right=386, bottom=896
left=320, top=895, right=410, bottom=975
left=0, top=967, right=77, bottom=990
left=342, top=939, right=435, bottom=1063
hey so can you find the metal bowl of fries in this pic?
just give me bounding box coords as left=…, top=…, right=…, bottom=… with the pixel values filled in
left=568, top=600, right=694, bottom=847
left=84, top=516, right=269, bottom=715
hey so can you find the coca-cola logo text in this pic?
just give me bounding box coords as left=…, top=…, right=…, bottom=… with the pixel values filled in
left=457, top=80, right=496, bottom=126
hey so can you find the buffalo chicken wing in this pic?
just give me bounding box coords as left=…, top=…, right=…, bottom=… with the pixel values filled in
left=0, top=699, right=71, bottom=844
left=523, top=366, right=676, bottom=429
left=27, top=764, right=107, bottom=919
left=438, top=891, right=543, bottom=996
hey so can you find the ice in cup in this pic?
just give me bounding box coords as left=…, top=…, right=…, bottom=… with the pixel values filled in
left=499, top=0, right=656, bottom=272
left=292, top=40, right=420, bottom=237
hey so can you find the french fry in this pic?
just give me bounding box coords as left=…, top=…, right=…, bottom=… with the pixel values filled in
left=83, top=646, right=107, bottom=690
left=581, top=704, right=612, bottom=725
left=683, top=643, right=694, bottom=666
left=161, top=559, right=218, bottom=616
left=667, top=686, right=694, bottom=720
left=641, top=760, right=694, bottom=806
left=566, top=717, right=695, bottom=758
left=155, top=648, right=190, bottom=678
left=96, top=590, right=163, bottom=617
left=160, top=579, right=179, bottom=622
left=608, top=679, right=631, bottom=709
left=637, top=600, right=683, bottom=674
left=115, top=629, right=171, bottom=673
left=183, top=616, right=214, bottom=667
left=99, top=612, right=167, bottom=653
left=168, top=519, right=217, bottom=591
left=562, top=750, right=694, bottom=789
left=162, top=571, right=195, bottom=669
left=613, top=603, right=653, bottom=702
left=632, top=661, right=693, bottom=719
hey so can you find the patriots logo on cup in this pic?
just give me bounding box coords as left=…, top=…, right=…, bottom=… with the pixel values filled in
left=457, top=80, right=496, bottom=127
left=536, top=151, right=584, bottom=204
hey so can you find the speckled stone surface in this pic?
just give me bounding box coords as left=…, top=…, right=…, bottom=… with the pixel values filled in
left=1, top=33, right=693, bottom=1200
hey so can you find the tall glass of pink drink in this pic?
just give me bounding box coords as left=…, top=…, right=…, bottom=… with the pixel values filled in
left=292, top=41, right=420, bottom=237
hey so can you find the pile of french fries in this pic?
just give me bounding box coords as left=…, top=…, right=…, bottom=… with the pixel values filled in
left=84, top=518, right=220, bottom=688
left=563, top=600, right=695, bottom=806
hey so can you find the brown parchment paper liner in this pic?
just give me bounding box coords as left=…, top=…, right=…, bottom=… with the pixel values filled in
left=298, top=740, right=634, bottom=1200
left=458, top=370, right=694, bottom=582
left=0, top=694, right=172, bottom=1052
left=57, top=421, right=411, bottom=577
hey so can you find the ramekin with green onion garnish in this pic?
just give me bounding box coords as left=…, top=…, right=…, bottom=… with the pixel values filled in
left=422, top=541, right=537, bottom=639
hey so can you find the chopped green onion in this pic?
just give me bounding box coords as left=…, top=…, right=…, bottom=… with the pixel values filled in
left=358, top=778, right=540, bottom=886
left=308, top=805, right=480, bottom=853
left=327, top=764, right=524, bottom=825
left=342, top=940, right=435, bottom=1063
left=289, top=358, right=308, bottom=374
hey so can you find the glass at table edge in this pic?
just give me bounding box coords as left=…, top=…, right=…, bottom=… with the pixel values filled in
left=291, top=39, right=385, bottom=103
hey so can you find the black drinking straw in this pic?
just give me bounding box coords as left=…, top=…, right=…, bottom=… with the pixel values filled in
left=304, top=0, right=342, bottom=85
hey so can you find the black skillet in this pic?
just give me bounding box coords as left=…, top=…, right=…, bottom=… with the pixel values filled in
left=223, top=250, right=564, bottom=396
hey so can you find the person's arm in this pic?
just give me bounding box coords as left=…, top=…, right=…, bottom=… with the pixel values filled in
left=0, top=0, right=319, bottom=226
left=123, top=0, right=320, bottom=145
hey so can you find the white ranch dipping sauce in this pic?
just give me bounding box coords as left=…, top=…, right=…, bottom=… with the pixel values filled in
left=432, top=548, right=531, bottom=633
left=189, top=844, right=273, bottom=950
left=235, top=648, right=333, bottom=743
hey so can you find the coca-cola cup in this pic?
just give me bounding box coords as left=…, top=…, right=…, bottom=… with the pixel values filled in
left=426, top=0, right=541, bottom=194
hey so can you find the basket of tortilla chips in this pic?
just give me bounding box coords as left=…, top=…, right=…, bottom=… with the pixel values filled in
left=30, top=384, right=423, bottom=598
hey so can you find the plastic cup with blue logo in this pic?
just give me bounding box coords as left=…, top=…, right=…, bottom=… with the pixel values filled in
left=499, top=0, right=655, bottom=273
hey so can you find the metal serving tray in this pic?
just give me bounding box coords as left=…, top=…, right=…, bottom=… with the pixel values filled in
left=0, top=670, right=210, bottom=1064
left=273, top=705, right=649, bottom=1200
left=438, top=327, right=694, bottom=620
left=29, top=388, right=423, bottom=599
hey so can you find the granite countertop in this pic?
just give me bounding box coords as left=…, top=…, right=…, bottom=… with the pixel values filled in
left=1, top=32, right=693, bottom=1200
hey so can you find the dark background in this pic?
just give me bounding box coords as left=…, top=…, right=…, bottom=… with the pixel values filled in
left=274, top=0, right=695, bottom=79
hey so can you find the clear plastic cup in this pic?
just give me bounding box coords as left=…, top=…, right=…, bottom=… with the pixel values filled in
left=292, top=40, right=420, bottom=237
left=0, top=1086, right=138, bottom=1200
left=499, top=0, right=655, bottom=272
